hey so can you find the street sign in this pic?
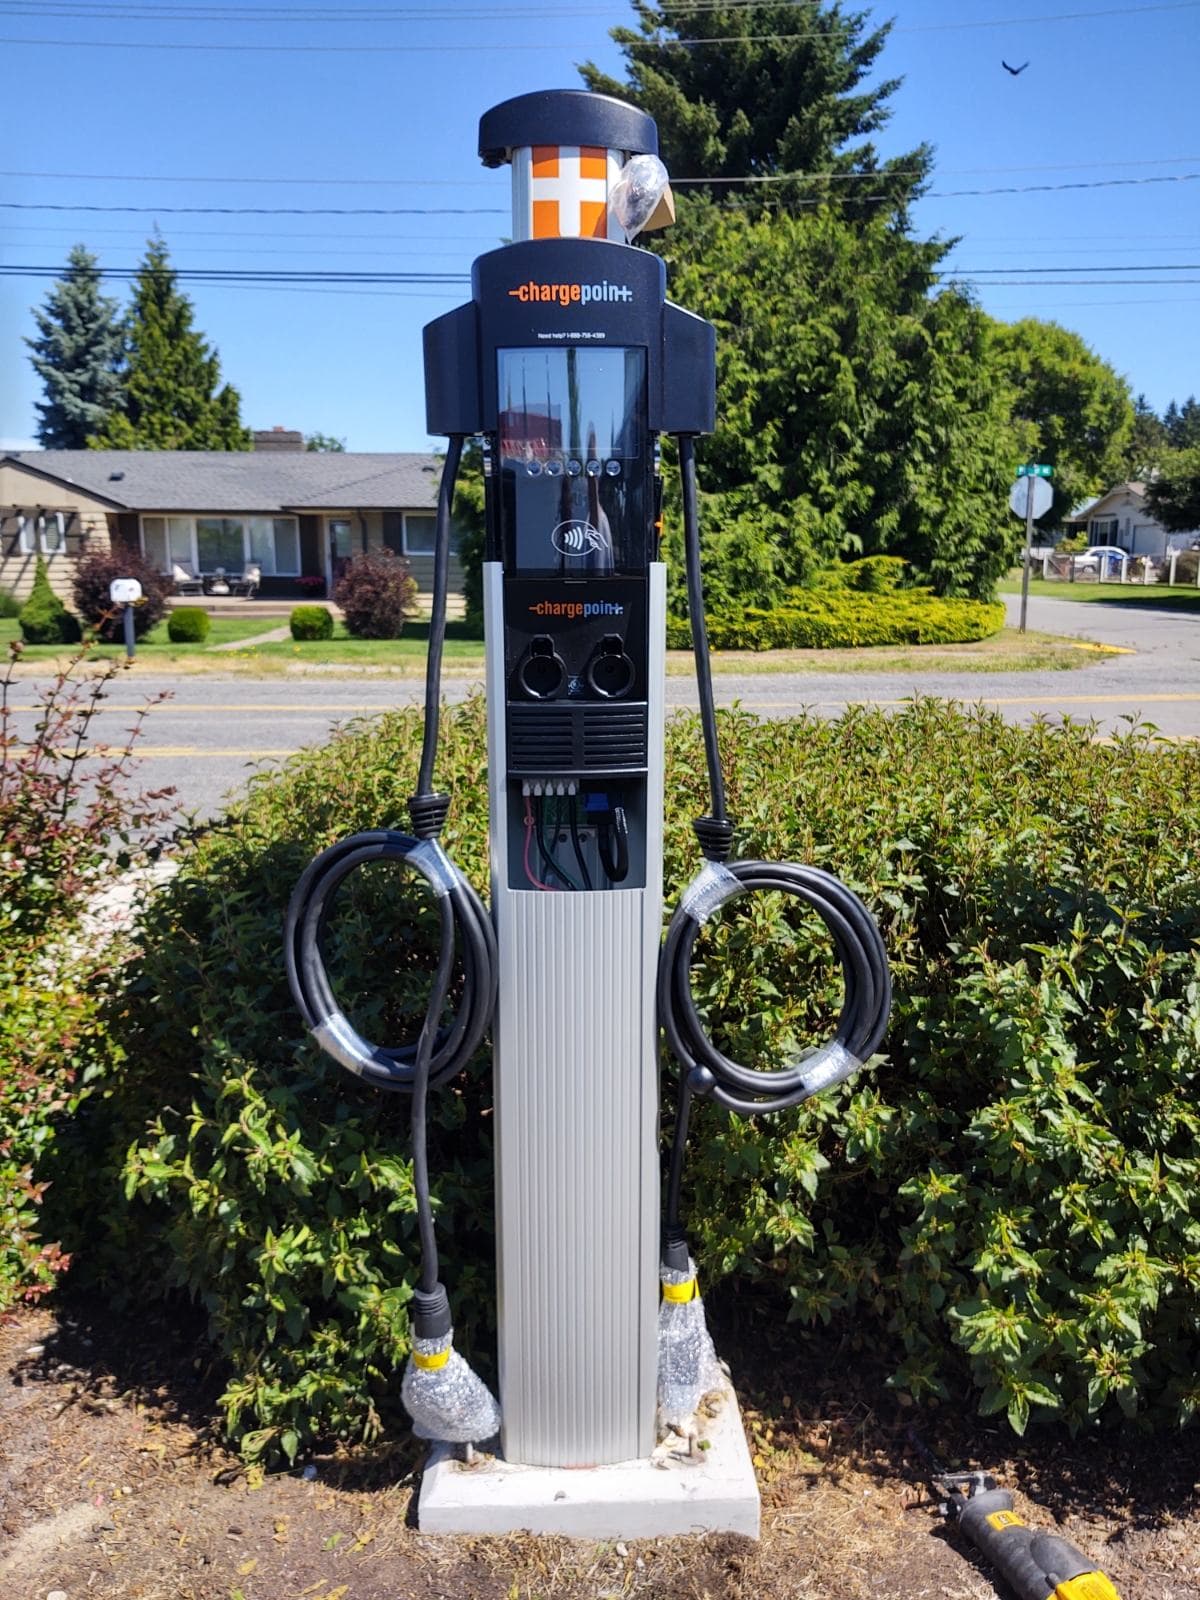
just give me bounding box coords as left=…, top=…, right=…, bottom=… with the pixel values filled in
left=1017, top=463, right=1053, bottom=478
left=1009, top=475, right=1053, bottom=521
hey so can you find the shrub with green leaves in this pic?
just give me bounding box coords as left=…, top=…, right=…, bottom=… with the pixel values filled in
left=166, top=606, right=210, bottom=644
left=0, top=641, right=174, bottom=1307
left=289, top=604, right=334, bottom=642
left=0, top=589, right=20, bottom=620
left=65, top=698, right=1200, bottom=1461
left=668, top=587, right=1004, bottom=650
left=18, top=556, right=82, bottom=645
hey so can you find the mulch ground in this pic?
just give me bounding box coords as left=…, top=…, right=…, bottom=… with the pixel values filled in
left=1, top=1296, right=1196, bottom=1600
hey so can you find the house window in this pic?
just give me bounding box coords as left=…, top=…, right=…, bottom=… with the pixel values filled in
left=141, top=514, right=300, bottom=576
left=142, top=516, right=193, bottom=574
left=1089, top=516, right=1120, bottom=544
left=403, top=514, right=437, bottom=555
left=18, top=512, right=66, bottom=555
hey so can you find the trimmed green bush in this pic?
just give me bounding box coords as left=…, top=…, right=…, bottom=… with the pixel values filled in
left=0, top=589, right=20, bottom=619
left=814, top=555, right=910, bottom=594
left=668, top=587, right=1004, bottom=651
left=60, top=698, right=1200, bottom=1462
left=290, top=604, right=334, bottom=641
left=18, top=557, right=82, bottom=645
left=166, top=607, right=211, bottom=644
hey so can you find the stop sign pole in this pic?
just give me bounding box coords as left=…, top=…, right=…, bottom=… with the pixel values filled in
left=1011, top=465, right=1053, bottom=634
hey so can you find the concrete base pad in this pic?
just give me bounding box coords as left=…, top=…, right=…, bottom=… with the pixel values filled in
left=418, top=1384, right=760, bottom=1540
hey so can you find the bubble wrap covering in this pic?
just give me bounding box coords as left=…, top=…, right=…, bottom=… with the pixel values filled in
left=401, top=1330, right=501, bottom=1444
left=609, top=154, right=670, bottom=237
left=656, top=1259, right=725, bottom=1431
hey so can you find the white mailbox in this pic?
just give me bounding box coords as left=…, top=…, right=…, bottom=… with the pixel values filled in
left=109, top=578, right=143, bottom=605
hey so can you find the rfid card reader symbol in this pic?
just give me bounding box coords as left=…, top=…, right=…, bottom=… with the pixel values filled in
left=551, top=519, right=609, bottom=556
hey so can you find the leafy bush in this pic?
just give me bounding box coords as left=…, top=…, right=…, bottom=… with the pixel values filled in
left=0, top=640, right=175, bottom=1308
left=667, top=588, right=1004, bottom=650
left=72, top=545, right=171, bottom=641
left=1162, top=549, right=1200, bottom=585
left=62, top=697, right=1200, bottom=1462
left=166, top=607, right=211, bottom=644
left=289, top=604, right=334, bottom=642
left=19, top=557, right=82, bottom=645
left=813, top=556, right=910, bottom=594
left=332, top=549, right=417, bottom=639
left=0, top=589, right=19, bottom=619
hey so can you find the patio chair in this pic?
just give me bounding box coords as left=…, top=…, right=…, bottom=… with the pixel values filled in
left=172, top=562, right=204, bottom=596
left=230, top=562, right=261, bottom=599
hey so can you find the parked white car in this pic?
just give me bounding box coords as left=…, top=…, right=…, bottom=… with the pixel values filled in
left=1075, top=545, right=1129, bottom=574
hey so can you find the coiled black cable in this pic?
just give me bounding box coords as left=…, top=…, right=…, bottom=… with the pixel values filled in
left=284, top=434, right=498, bottom=1321
left=659, top=436, right=892, bottom=1257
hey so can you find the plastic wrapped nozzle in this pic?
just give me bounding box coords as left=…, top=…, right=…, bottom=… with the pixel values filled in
left=401, top=1329, right=501, bottom=1445
left=656, top=1257, right=725, bottom=1433
left=609, top=154, right=671, bottom=239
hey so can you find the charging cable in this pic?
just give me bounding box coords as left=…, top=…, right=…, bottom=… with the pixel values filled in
left=285, top=437, right=501, bottom=1436
left=658, top=434, right=892, bottom=1268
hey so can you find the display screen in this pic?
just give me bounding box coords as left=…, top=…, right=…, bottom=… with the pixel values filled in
left=497, top=347, right=646, bottom=463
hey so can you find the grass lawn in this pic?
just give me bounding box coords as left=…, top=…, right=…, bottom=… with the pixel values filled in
left=4, top=616, right=1112, bottom=677
left=999, top=576, right=1200, bottom=613
left=0, top=613, right=283, bottom=663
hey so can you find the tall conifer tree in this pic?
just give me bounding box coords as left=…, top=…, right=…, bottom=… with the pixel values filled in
left=581, top=0, right=932, bottom=217
left=90, top=236, right=251, bottom=450
left=25, top=245, right=124, bottom=448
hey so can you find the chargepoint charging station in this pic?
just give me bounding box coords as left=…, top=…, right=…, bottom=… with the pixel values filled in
left=287, top=89, right=890, bottom=1539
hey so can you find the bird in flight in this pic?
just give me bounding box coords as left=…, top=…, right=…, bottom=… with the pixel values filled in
left=1002, top=59, right=1030, bottom=74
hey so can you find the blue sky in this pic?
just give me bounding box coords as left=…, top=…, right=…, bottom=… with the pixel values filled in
left=2, top=0, right=1197, bottom=452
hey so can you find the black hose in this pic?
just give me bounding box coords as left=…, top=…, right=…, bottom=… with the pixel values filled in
left=284, top=433, right=497, bottom=1330
left=659, top=434, right=892, bottom=1261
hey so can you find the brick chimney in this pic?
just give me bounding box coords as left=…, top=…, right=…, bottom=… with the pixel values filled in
left=253, top=426, right=305, bottom=452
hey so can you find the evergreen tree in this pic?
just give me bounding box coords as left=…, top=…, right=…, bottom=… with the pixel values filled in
left=25, top=245, right=123, bottom=448
left=581, top=0, right=932, bottom=217
left=1165, top=395, right=1200, bottom=449
left=90, top=236, right=251, bottom=450
left=1125, top=394, right=1168, bottom=479
left=1146, top=445, right=1200, bottom=533
left=658, top=202, right=1020, bottom=602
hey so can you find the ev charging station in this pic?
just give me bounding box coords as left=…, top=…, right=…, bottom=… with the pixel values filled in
left=287, top=88, right=890, bottom=1540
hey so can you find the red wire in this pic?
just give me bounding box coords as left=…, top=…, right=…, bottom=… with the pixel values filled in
left=523, top=796, right=558, bottom=891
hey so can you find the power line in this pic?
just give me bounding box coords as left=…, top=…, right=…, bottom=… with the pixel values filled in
left=3, top=1, right=1198, bottom=50
left=4, top=171, right=1196, bottom=217
left=5, top=154, right=1199, bottom=187
left=0, top=202, right=505, bottom=215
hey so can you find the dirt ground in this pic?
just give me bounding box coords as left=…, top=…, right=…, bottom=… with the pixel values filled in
left=1, top=1298, right=1196, bottom=1600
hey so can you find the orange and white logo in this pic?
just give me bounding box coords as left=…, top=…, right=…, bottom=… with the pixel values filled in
left=513, top=145, right=624, bottom=242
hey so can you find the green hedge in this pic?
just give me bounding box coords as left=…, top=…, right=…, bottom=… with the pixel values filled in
left=166, top=607, right=210, bottom=644
left=18, top=557, right=82, bottom=645
left=289, top=604, right=334, bottom=641
left=58, top=699, right=1200, bottom=1461
left=667, top=587, right=1005, bottom=651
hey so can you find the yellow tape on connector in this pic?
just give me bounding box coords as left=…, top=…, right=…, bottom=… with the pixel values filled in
left=412, top=1347, right=450, bottom=1371
left=1055, top=1573, right=1122, bottom=1600
left=662, top=1279, right=698, bottom=1303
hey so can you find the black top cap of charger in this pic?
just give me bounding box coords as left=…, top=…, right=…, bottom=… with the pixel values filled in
left=478, top=89, right=658, bottom=167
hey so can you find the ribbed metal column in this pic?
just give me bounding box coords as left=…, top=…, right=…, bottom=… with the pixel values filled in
left=485, top=562, right=665, bottom=1466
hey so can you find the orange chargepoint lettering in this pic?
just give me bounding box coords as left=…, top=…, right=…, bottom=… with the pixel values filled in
left=532, top=200, right=560, bottom=239
left=579, top=146, right=606, bottom=180
left=580, top=200, right=607, bottom=238
left=532, top=146, right=560, bottom=178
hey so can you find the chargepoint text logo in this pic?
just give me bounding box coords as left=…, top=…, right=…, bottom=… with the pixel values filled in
left=509, top=279, right=633, bottom=307
left=528, top=599, right=625, bottom=621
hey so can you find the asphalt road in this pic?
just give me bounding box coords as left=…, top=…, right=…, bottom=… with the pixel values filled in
left=9, top=594, right=1200, bottom=820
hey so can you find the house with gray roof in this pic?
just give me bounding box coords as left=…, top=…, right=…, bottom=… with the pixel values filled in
left=0, top=433, right=463, bottom=606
